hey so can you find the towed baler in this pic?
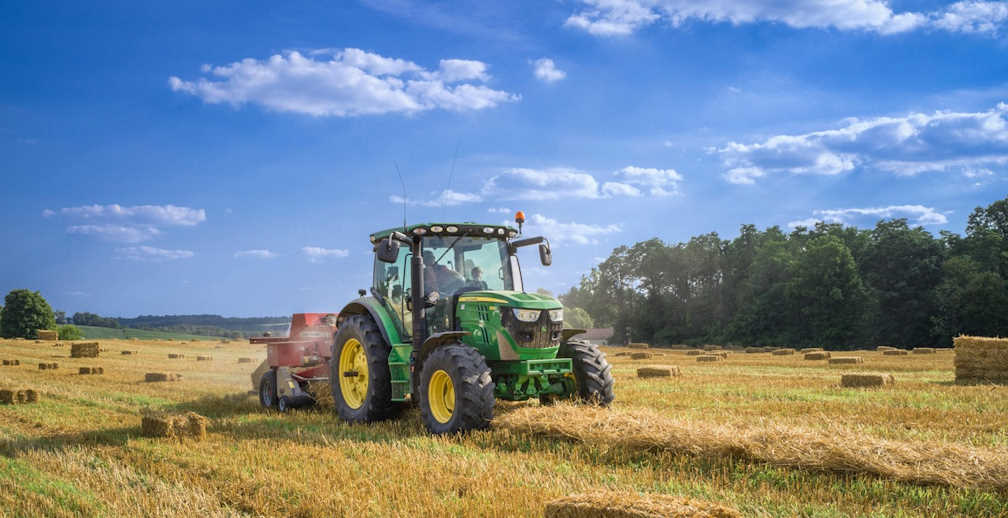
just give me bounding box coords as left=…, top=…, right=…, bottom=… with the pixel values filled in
left=251, top=312, right=338, bottom=412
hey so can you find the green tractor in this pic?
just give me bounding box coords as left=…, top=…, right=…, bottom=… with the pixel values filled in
left=331, top=215, right=615, bottom=434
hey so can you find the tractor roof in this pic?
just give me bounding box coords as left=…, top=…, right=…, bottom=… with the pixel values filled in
left=370, top=222, right=519, bottom=242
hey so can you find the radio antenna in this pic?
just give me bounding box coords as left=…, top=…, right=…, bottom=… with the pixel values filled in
left=394, top=161, right=407, bottom=231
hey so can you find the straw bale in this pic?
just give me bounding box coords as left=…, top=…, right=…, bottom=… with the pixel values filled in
left=15, top=391, right=27, bottom=404
left=121, top=350, right=134, bottom=355
left=714, top=351, right=729, bottom=359
left=772, top=348, right=795, bottom=355
left=70, top=342, right=100, bottom=358
left=24, top=389, right=38, bottom=403
left=954, top=336, right=1008, bottom=383
left=829, top=357, right=864, bottom=365
left=804, top=352, right=830, bottom=361
left=79, top=367, right=93, bottom=375
left=912, top=347, right=936, bottom=354
left=627, top=343, right=650, bottom=349
left=696, top=355, right=721, bottom=362
left=744, top=347, right=763, bottom=353
left=2, top=360, right=8, bottom=366
left=842, top=373, right=895, bottom=388
left=0, top=390, right=13, bottom=404
left=800, top=347, right=823, bottom=353
left=637, top=365, right=681, bottom=378
left=702, top=344, right=723, bottom=351
left=184, top=412, right=209, bottom=440
left=684, top=350, right=703, bottom=356
left=877, top=346, right=897, bottom=352
left=38, top=363, right=48, bottom=370
left=238, top=357, right=254, bottom=363
left=883, top=349, right=909, bottom=356
left=196, top=355, right=212, bottom=361
left=50, top=363, right=58, bottom=369
left=145, top=372, right=180, bottom=382
left=613, top=352, right=630, bottom=357
left=168, top=353, right=184, bottom=359
left=544, top=490, right=740, bottom=518
left=141, top=411, right=208, bottom=440
left=36, top=330, right=58, bottom=341
left=630, top=352, right=652, bottom=360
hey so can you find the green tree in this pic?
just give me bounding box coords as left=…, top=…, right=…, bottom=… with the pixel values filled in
left=563, top=306, right=594, bottom=329
left=789, top=236, right=869, bottom=348
left=1, top=290, right=56, bottom=339
left=58, top=324, right=84, bottom=340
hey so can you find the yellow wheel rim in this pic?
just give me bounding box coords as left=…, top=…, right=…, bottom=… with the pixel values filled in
left=428, top=369, right=455, bottom=424
left=338, top=338, right=368, bottom=409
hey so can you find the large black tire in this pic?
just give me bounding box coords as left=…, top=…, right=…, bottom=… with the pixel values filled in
left=559, top=340, right=615, bottom=405
left=258, top=369, right=277, bottom=409
left=330, top=314, right=395, bottom=423
left=418, top=344, right=495, bottom=434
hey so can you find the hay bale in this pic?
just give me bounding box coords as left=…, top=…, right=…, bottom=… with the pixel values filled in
left=800, top=347, right=824, bottom=353
left=70, top=342, right=100, bottom=358
left=830, top=356, right=864, bottom=365
left=744, top=347, right=764, bottom=353
left=121, top=350, right=134, bottom=355
left=842, top=373, right=895, bottom=388
left=141, top=411, right=208, bottom=440
left=15, top=390, right=27, bottom=404
left=804, top=351, right=831, bottom=361
left=696, top=354, right=721, bottom=362
left=237, top=357, right=253, bottom=363
left=2, top=360, right=8, bottom=366
left=184, top=413, right=209, bottom=440
left=883, top=349, right=909, bottom=356
left=0, top=390, right=14, bottom=404
left=613, top=352, right=630, bottom=357
left=637, top=365, right=681, bottom=378
left=36, top=330, right=58, bottom=341
left=702, top=344, right=722, bottom=351
left=877, top=346, right=898, bottom=352
left=684, top=350, right=703, bottom=356
left=168, top=353, right=184, bottom=359
left=145, top=372, right=180, bottom=382
left=912, top=347, right=936, bottom=354
left=772, top=348, right=795, bottom=355
left=954, top=336, right=1008, bottom=383
left=630, top=352, right=652, bottom=360
left=50, top=363, right=58, bottom=369
left=627, top=342, right=650, bottom=349
left=79, top=367, right=93, bottom=375
left=24, top=389, right=38, bottom=403
left=714, top=351, right=729, bottom=359
left=38, top=363, right=48, bottom=370
left=544, top=490, right=741, bottom=518
left=196, top=355, right=212, bottom=361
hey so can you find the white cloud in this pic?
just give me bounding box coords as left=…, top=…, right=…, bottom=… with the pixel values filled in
left=390, top=189, right=482, bottom=207
left=46, top=204, right=206, bottom=226
left=787, top=205, right=949, bottom=228
left=115, top=246, right=195, bottom=261
left=525, top=213, right=621, bottom=245
left=487, top=207, right=512, bottom=213
left=170, top=49, right=518, bottom=117
left=67, top=224, right=161, bottom=243
left=234, top=249, right=278, bottom=259
left=302, top=246, right=350, bottom=263
left=600, top=182, right=642, bottom=197
left=717, top=102, right=1008, bottom=182
left=615, top=166, right=683, bottom=196
left=532, top=58, right=566, bottom=83
left=564, top=0, right=1008, bottom=36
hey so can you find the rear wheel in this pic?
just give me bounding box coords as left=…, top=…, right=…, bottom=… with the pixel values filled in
left=330, top=314, right=395, bottom=423
left=418, top=344, right=494, bottom=434
left=258, top=369, right=277, bottom=409
left=559, top=340, right=614, bottom=405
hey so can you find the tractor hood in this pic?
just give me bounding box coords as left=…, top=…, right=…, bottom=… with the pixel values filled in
left=456, top=290, right=562, bottom=310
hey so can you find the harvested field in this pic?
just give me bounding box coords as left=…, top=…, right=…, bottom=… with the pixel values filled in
left=696, top=354, right=721, bottom=362
left=884, top=350, right=909, bottom=356
left=771, top=348, right=795, bottom=356
left=954, top=336, right=1008, bottom=383
left=70, top=342, right=100, bottom=358
left=913, top=347, right=937, bottom=354
left=637, top=365, right=680, bottom=378
left=237, top=357, right=253, bottom=363
left=684, top=350, right=703, bottom=356
left=829, top=356, right=864, bottom=365
left=842, top=373, right=895, bottom=388
left=630, top=352, right=652, bottom=360
left=804, top=352, right=830, bottom=361
left=140, top=411, right=209, bottom=440
left=627, top=342, right=650, bottom=349
left=544, top=490, right=740, bottom=518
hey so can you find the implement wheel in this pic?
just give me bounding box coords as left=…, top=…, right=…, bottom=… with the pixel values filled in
left=330, top=314, right=394, bottom=423
left=559, top=340, right=615, bottom=406
left=418, top=344, right=494, bottom=434
left=258, top=369, right=277, bottom=409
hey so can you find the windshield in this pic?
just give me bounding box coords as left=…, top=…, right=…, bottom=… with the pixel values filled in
left=421, top=236, right=516, bottom=298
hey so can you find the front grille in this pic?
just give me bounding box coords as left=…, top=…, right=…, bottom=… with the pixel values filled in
left=501, top=308, right=562, bottom=349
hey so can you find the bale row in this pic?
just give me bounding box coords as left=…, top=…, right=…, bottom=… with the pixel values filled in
left=883, top=349, right=909, bottom=356
left=877, top=346, right=898, bottom=352
left=637, top=365, right=681, bottom=378
left=145, top=372, right=182, bottom=382
left=800, top=347, right=824, bottom=353
left=829, top=356, right=864, bottom=365
left=842, top=373, right=895, bottom=388
left=196, top=355, right=212, bottom=361
left=684, top=350, right=703, bottom=356
left=141, top=411, right=209, bottom=441
left=2, top=359, right=20, bottom=366
left=544, top=490, right=740, bottom=518
left=36, top=330, right=58, bottom=341
left=168, top=353, right=185, bottom=359
left=70, top=342, right=100, bottom=358
left=38, top=362, right=59, bottom=370
left=804, top=351, right=831, bottom=361
left=702, top=344, right=722, bottom=351
left=772, top=348, right=795, bottom=356
left=696, top=354, right=721, bottom=362
left=630, top=352, right=652, bottom=360
left=627, top=342, right=650, bottom=349
left=0, top=389, right=39, bottom=405
left=78, top=367, right=104, bottom=375
left=954, top=336, right=1008, bottom=383
left=912, top=347, right=936, bottom=354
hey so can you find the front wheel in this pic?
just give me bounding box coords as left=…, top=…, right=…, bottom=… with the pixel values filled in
left=418, top=344, right=494, bottom=434
left=559, top=340, right=615, bottom=406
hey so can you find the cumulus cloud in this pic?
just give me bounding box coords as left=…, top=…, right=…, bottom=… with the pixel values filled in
left=532, top=58, right=566, bottom=83
left=170, top=49, right=519, bottom=117
left=718, top=102, right=1008, bottom=183
left=302, top=246, right=349, bottom=263
left=564, top=0, right=1008, bottom=36
left=390, top=189, right=482, bottom=207
left=67, top=224, right=161, bottom=243
left=787, top=205, right=949, bottom=228
left=115, top=246, right=195, bottom=261
left=480, top=166, right=685, bottom=200
left=45, top=204, right=205, bottom=226
left=234, top=249, right=278, bottom=259
left=487, top=207, right=512, bottom=213
left=524, top=214, right=621, bottom=245
left=614, top=166, right=683, bottom=196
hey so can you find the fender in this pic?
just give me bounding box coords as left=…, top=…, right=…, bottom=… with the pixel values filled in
left=338, top=297, right=404, bottom=347
left=418, top=331, right=471, bottom=364
left=561, top=328, right=587, bottom=342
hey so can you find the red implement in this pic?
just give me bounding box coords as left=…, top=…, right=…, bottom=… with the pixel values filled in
left=250, top=312, right=337, bottom=378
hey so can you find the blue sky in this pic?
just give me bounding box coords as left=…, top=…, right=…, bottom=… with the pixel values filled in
left=2, top=0, right=1007, bottom=317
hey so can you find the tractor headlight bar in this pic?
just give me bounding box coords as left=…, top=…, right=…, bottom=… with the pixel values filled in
left=512, top=308, right=540, bottom=322
left=548, top=309, right=563, bottom=322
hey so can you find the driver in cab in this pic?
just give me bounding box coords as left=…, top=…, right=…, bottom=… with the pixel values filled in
left=422, top=250, right=463, bottom=297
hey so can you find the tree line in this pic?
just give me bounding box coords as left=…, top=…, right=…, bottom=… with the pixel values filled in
left=561, top=196, right=1008, bottom=349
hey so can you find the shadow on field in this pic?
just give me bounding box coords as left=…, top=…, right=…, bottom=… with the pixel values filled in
left=0, top=426, right=135, bottom=457
left=166, top=392, right=260, bottom=418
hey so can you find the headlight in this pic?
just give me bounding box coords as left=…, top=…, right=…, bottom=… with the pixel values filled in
left=548, top=309, right=563, bottom=322
left=512, top=308, right=540, bottom=322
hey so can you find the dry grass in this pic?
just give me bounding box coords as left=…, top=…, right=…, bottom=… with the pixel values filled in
left=627, top=343, right=650, bottom=349
left=771, top=349, right=795, bottom=356
left=684, top=350, right=703, bottom=356
left=842, top=373, right=895, bottom=388
left=630, top=352, right=652, bottom=360
left=913, top=348, right=937, bottom=354
left=696, top=355, right=722, bottom=363
left=884, top=350, right=910, bottom=356
left=829, top=357, right=864, bottom=365
left=544, top=490, right=740, bottom=518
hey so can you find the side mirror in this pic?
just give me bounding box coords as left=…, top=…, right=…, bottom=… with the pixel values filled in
left=376, top=237, right=399, bottom=263
left=539, top=242, right=552, bottom=266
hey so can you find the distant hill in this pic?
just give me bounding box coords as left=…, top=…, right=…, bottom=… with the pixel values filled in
left=76, top=325, right=226, bottom=341
left=71, top=314, right=291, bottom=339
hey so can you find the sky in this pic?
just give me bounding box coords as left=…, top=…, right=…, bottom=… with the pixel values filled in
left=2, top=0, right=1007, bottom=317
